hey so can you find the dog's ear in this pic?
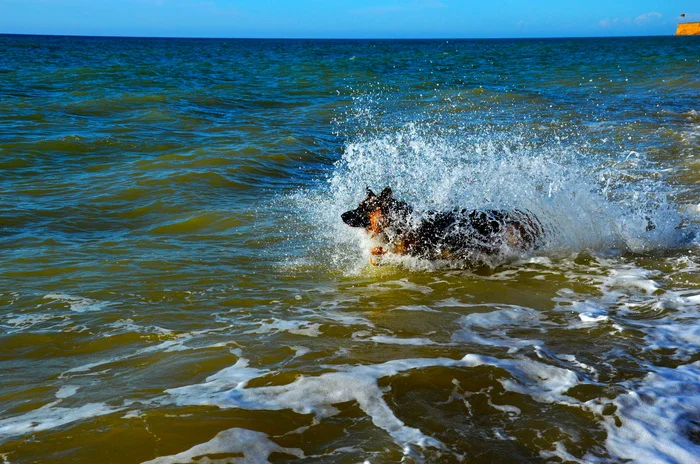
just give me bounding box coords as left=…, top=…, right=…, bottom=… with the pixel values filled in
left=379, top=187, right=392, bottom=199
left=366, top=187, right=375, bottom=198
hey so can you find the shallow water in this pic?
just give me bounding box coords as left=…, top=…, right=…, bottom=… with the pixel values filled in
left=0, top=35, right=699, bottom=463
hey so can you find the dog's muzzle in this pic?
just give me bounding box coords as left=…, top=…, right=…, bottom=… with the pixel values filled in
left=341, top=210, right=369, bottom=228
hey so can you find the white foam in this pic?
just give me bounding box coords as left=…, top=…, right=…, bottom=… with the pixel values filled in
left=565, top=301, right=610, bottom=324
left=452, top=306, right=545, bottom=351
left=461, top=354, right=580, bottom=404
left=569, top=262, right=700, bottom=360
left=165, top=352, right=586, bottom=454
left=367, top=279, right=433, bottom=294
left=166, top=358, right=265, bottom=400
left=166, top=356, right=452, bottom=451
left=0, top=401, right=117, bottom=438
left=60, top=332, right=237, bottom=378
left=367, top=335, right=437, bottom=346
left=539, top=441, right=589, bottom=464
left=2, top=313, right=61, bottom=332
left=388, top=304, right=440, bottom=313
left=433, top=297, right=475, bottom=308
left=122, top=410, right=143, bottom=419
left=579, top=312, right=609, bottom=323
left=55, top=385, right=80, bottom=399
left=642, top=323, right=700, bottom=360
left=601, top=362, right=700, bottom=463
left=62, top=359, right=118, bottom=377
left=290, top=346, right=310, bottom=358
left=245, top=318, right=322, bottom=337
left=141, top=427, right=304, bottom=464
left=456, top=306, right=543, bottom=329
left=492, top=428, right=516, bottom=441
left=604, top=268, right=660, bottom=294
left=487, top=398, right=521, bottom=416
left=43, top=293, right=112, bottom=312
left=310, top=309, right=373, bottom=327
left=552, top=261, right=700, bottom=358
left=104, top=318, right=173, bottom=335
left=550, top=352, right=598, bottom=378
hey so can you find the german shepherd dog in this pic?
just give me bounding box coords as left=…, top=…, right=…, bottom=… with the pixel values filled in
left=342, top=187, right=544, bottom=265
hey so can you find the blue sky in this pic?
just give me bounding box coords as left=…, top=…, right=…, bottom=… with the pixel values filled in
left=0, top=0, right=698, bottom=38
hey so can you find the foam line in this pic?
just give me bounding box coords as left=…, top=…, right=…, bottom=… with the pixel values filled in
left=141, top=427, right=304, bottom=464
left=0, top=401, right=117, bottom=441
left=367, top=335, right=438, bottom=345
left=165, top=353, right=582, bottom=452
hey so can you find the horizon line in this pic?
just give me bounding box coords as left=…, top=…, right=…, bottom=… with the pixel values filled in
left=0, top=31, right=680, bottom=41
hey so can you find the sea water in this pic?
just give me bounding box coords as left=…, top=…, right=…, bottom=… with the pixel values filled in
left=0, top=35, right=698, bottom=463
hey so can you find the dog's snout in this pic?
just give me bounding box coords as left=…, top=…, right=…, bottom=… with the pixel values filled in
left=341, top=210, right=367, bottom=228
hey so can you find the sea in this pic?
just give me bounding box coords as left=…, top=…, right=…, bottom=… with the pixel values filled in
left=0, top=34, right=698, bottom=463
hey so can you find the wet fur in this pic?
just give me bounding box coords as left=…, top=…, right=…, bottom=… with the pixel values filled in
left=342, top=187, right=544, bottom=264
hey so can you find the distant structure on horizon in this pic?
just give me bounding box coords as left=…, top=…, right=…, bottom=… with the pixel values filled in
left=675, top=18, right=700, bottom=36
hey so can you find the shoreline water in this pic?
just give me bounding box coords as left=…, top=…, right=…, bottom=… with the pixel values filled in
left=0, top=34, right=698, bottom=463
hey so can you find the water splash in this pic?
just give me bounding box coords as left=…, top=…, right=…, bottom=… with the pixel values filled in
left=294, top=113, right=696, bottom=271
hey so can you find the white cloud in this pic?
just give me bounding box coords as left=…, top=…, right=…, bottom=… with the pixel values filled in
left=635, top=12, right=662, bottom=25
left=599, top=12, right=665, bottom=30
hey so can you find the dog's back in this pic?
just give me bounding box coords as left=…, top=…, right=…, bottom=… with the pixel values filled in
left=409, top=209, right=544, bottom=259
left=341, top=188, right=544, bottom=263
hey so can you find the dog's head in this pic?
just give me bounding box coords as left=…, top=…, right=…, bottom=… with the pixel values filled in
left=341, top=187, right=410, bottom=234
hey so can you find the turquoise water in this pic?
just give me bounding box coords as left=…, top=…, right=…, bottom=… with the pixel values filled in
left=0, top=35, right=699, bottom=463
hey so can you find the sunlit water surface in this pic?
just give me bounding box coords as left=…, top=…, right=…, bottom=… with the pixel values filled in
left=0, top=35, right=699, bottom=463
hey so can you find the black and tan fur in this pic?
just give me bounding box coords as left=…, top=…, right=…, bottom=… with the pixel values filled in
left=341, top=187, right=544, bottom=265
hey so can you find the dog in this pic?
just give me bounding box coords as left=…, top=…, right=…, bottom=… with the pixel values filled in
left=341, top=187, right=544, bottom=265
